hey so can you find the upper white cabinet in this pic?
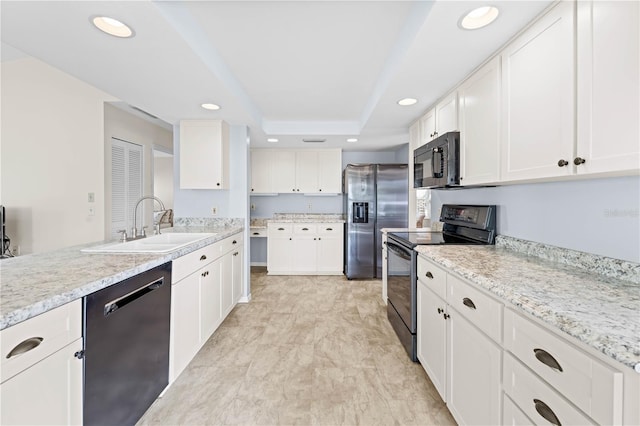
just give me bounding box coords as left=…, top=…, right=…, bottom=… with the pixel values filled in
left=576, top=1, right=640, bottom=174
left=419, top=92, right=459, bottom=145
left=251, top=149, right=342, bottom=194
left=459, top=57, right=501, bottom=186
left=179, top=120, right=230, bottom=189
left=501, top=1, right=575, bottom=182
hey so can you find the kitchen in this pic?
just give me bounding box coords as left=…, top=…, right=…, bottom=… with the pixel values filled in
left=1, top=1, right=639, bottom=425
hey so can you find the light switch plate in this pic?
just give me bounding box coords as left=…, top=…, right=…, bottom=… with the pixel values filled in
left=88, top=192, right=95, bottom=202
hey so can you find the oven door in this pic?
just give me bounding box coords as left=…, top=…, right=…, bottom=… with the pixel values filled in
left=386, top=238, right=418, bottom=361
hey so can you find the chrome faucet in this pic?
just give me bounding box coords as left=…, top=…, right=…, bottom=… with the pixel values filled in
left=132, top=196, right=166, bottom=239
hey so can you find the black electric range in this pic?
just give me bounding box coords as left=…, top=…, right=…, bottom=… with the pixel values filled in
left=386, top=204, right=496, bottom=361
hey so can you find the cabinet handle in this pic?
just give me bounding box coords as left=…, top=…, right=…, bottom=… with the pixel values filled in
left=573, top=157, right=586, bottom=165
left=278, top=227, right=285, bottom=231
left=289, top=238, right=292, bottom=240
left=443, top=313, right=450, bottom=320
left=253, top=232, right=260, bottom=235
left=233, top=252, right=238, bottom=256
left=251, top=188, right=254, bottom=192
left=318, top=237, right=321, bottom=240
left=6, top=337, right=44, bottom=359
left=297, top=189, right=300, bottom=192
left=533, top=348, right=563, bottom=372
left=200, top=255, right=207, bottom=261
left=425, top=271, right=434, bottom=279
left=462, top=297, right=476, bottom=310
left=533, top=399, right=562, bottom=426
left=319, top=189, right=322, bottom=192
left=302, top=228, right=309, bottom=231
left=216, top=183, right=220, bottom=186
left=326, top=228, right=333, bottom=231
left=437, top=308, right=443, bottom=314
left=557, top=159, right=569, bottom=167
left=314, top=238, right=317, bottom=240
left=232, top=240, right=237, bottom=244
left=292, top=189, right=296, bottom=192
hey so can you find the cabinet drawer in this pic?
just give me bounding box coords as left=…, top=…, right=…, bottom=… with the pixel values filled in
left=504, top=309, right=623, bottom=425
left=317, top=223, right=342, bottom=235
left=173, top=243, right=220, bottom=282
left=448, top=274, right=502, bottom=343
left=1, top=300, right=81, bottom=383
left=250, top=228, right=267, bottom=238
left=268, top=223, right=293, bottom=234
left=504, top=353, right=595, bottom=425
left=220, top=233, right=242, bottom=254
left=293, top=224, right=317, bottom=234
left=417, top=256, right=447, bottom=299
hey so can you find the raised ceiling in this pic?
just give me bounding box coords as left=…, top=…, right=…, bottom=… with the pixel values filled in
left=1, top=1, right=552, bottom=150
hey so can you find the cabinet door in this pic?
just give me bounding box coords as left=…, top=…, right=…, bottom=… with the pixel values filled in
left=179, top=120, right=229, bottom=189
left=272, top=150, right=297, bottom=193
left=295, top=151, right=319, bottom=193
left=459, top=57, right=501, bottom=185
left=170, top=272, right=200, bottom=381
left=317, top=150, right=342, bottom=193
left=251, top=150, right=273, bottom=193
left=1, top=339, right=83, bottom=426
left=316, top=236, right=343, bottom=273
left=435, top=92, right=458, bottom=136
left=420, top=109, right=436, bottom=143
left=200, top=258, right=222, bottom=342
left=292, top=235, right=317, bottom=272
left=267, top=232, right=293, bottom=273
left=576, top=1, right=640, bottom=174
left=416, top=281, right=447, bottom=401
left=220, top=251, right=234, bottom=317
left=501, top=1, right=575, bottom=181
left=232, top=247, right=243, bottom=304
left=448, top=311, right=502, bottom=426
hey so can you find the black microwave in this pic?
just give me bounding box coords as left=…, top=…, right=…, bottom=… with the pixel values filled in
left=413, top=131, right=460, bottom=188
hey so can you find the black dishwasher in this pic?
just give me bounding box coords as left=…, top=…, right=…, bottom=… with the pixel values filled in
left=83, top=262, right=171, bottom=426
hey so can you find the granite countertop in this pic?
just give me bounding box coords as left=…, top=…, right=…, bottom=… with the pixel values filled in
left=0, top=225, right=244, bottom=330
left=254, top=213, right=345, bottom=224
left=414, top=241, right=640, bottom=371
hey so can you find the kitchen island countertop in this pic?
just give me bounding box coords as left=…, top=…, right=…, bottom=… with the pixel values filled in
left=414, top=242, right=640, bottom=371
left=0, top=226, right=244, bottom=330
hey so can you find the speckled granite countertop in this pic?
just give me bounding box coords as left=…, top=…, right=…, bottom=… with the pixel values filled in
left=414, top=239, right=640, bottom=371
left=256, top=213, right=345, bottom=224
left=0, top=225, right=243, bottom=330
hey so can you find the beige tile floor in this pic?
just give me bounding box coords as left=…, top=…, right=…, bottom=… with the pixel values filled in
left=138, top=268, right=456, bottom=426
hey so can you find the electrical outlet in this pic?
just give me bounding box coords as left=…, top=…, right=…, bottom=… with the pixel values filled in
left=88, top=206, right=95, bottom=216
left=211, top=207, right=218, bottom=216
left=88, top=192, right=95, bottom=203
left=251, top=203, right=256, bottom=211
left=308, top=202, right=313, bottom=211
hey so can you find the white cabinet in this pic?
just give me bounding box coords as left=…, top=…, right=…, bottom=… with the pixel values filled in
left=416, top=256, right=502, bottom=425
left=251, top=149, right=342, bottom=194
left=576, top=1, right=640, bottom=174
left=170, top=232, right=244, bottom=382
left=501, top=1, right=575, bottom=181
left=179, top=120, right=230, bottom=189
left=267, top=222, right=343, bottom=275
left=0, top=301, right=82, bottom=426
left=459, top=56, right=501, bottom=186
left=419, top=92, right=458, bottom=144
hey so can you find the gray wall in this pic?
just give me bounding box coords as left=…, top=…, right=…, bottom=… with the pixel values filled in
left=431, top=175, right=640, bottom=263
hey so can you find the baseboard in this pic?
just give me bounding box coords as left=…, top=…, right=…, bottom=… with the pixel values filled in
left=238, top=294, right=252, bottom=303
left=250, top=262, right=267, bottom=267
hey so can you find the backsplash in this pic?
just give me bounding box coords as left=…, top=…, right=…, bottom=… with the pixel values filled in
left=496, top=235, right=640, bottom=284
left=174, top=217, right=244, bottom=227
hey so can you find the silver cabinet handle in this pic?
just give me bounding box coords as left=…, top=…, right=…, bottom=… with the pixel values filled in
left=6, top=337, right=44, bottom=359
left=425, top=271, right=434, bottom=279
left=462, top=297, right=476, bottom=310
left=534, top=348, right=563, bottom=372
left=533, top=399, right=561, bottom=426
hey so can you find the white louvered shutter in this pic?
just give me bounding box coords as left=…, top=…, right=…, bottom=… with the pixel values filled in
left=111, top=138, right=143, bottom=238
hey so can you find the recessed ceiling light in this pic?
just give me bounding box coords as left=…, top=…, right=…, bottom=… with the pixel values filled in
left=201, top=103, right=220, bottom=111
left=267, top=138, right=279, bottom=143
left=91, top=16, right=134, bottom=38
left=346, top=138, right=358, bottom=143
left=459, top=6, right=499, bottom=30
left=397, top=98, right=418, bottom=106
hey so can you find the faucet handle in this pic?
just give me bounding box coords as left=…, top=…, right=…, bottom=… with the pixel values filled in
left=117, top=229, right=128, bottom=242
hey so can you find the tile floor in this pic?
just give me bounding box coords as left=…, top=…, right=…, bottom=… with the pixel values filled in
left=138, top=268, right=456, bottom=425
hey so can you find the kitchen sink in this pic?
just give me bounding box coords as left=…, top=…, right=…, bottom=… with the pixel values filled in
left=82, top=233, right=216, bottom=253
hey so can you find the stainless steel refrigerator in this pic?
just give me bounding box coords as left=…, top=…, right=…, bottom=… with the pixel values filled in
left=344, top=164, right=409, bottom=279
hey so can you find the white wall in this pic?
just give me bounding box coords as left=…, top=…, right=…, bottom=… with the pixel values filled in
left=1, top=57, right=116, bottom=254
left=431, top=175, right=640, bottom=263
left=103, top=104, right=172, bottom=235
left=153, top=156, right=174, bottom=211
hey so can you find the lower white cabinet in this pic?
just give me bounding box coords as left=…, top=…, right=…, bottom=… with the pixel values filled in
left=170, top=232, right=244, bottom=382
left=267, top=222, right=343, bottom=275
left=0, top=300, right=83, bottom=426
left=416, top=256, right=502, bottom=425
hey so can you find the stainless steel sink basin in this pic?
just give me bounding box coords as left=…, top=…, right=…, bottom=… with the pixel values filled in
left=82, top=233, right=216, bottom=253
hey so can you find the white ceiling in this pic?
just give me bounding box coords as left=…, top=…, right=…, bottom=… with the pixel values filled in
left=1, top=0, right=552, bottom=151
